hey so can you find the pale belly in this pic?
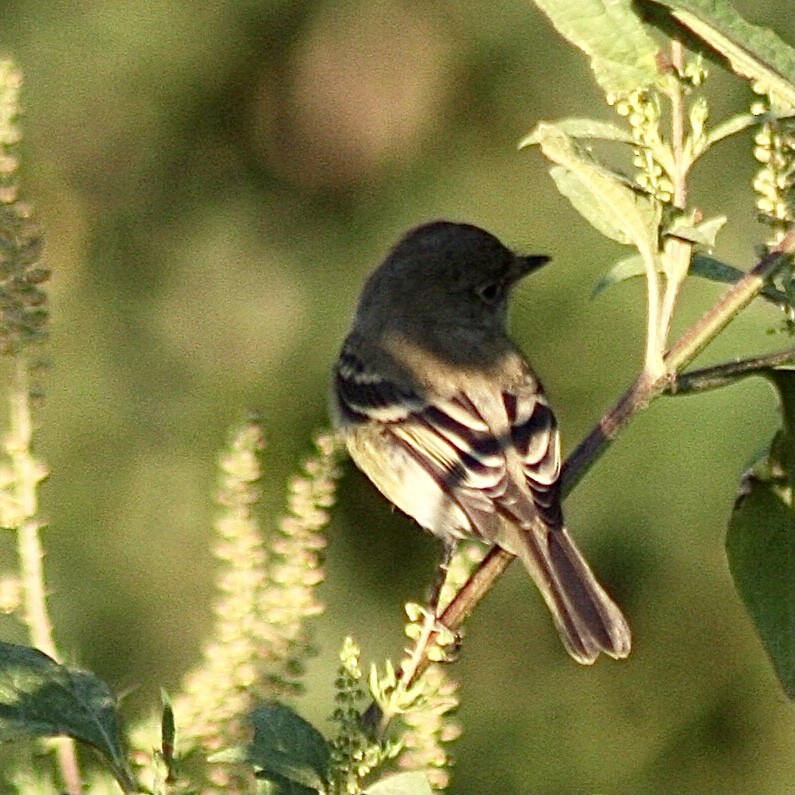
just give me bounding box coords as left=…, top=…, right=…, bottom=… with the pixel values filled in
left=345, top=425, right=472, bottom=543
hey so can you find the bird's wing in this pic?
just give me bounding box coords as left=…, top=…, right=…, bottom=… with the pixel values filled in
left=333, top=347, right=562, bottom=539
left=335, top=347, right=630, bottom=664
left=501, top=381, right=563, bottom=530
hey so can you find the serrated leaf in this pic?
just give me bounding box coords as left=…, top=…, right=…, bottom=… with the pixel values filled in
left=526, top=123, right=661, bottom=259
left=520, top=117, right=634, bottom=146
left=531, top=0, right=662, bottom=96
left=643, top=0, right=795, bottom=109
left=0, top=642, right=133, bottom=788
left=364, top=771, right=434, bottom=795
left=726, top=370, right=794, bottom=698
left=246, top=702, right=330, bottom=793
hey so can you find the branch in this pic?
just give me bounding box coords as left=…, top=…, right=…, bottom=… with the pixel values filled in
left=665, top=232, right=793, bottom=372
left=390, top=228, right=794, bottom=701
left=567, top=228, right=793, bottom=491
left=668, top=350, right=794, bottom=395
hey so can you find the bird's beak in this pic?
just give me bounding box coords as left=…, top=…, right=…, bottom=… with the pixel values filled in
left=514, top=254, right=552, bottom=280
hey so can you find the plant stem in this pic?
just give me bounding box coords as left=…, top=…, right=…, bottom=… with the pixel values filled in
left=665, top=232, right=793, bottom=372
left=659, top=39, right=693, bottom=350
left=399, top=547, right=513, bottom=691
left=11, top=365, right=54, bottom=659
left=669, top=350, right=795, bottom=394
left=642, top=248, right=665, bottom=375
left=669, top=40, right=687, bottom=209
left=9, top=357, right=83, bottom=795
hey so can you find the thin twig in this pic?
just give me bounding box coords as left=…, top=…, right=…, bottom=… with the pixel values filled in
left=363, top=547, right=513, bottom=734
left=406, top=548, right=513, bottom=689
left=668, top=350, right=795, bottom=395
left=659, top=39, right=693, bottom=351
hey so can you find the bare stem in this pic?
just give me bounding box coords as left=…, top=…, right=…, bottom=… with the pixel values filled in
left=8, top=357, right=83, bottom=795
left=668, top=39, right=687, bottom=209
left=669, top=350, right=795, bottom=395
left=408, top=549, right=513, bottom=690
left=659, top=39, right=692, bottom=350
left=646, top=41, right=689, bottom=372
left=365, top=547, right=513, bottom=736
left=643, top=248, right=664, bottom=375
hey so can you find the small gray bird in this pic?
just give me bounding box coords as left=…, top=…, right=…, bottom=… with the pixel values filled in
left=330, top=220, right=630, bottom=664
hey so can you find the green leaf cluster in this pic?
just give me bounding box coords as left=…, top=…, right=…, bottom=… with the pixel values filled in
left=643, top=0, right=795, bottom=108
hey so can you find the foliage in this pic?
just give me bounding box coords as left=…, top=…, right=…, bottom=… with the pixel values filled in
left=519, top=0, right=794, bottom=702
left=725, top=370, right=794, bottom=697
left=0, top=0, right=792, bottom=792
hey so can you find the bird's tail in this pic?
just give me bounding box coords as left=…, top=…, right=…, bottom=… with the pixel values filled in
left=512, top=524, right=631, bottom=664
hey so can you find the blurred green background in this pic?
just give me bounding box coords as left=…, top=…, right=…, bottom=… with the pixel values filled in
left=1, top=1, right=793, bottom=792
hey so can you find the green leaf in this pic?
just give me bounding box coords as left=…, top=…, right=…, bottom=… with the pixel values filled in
left=246, top=702, right=330, bottom=794
left=208, top=745, right=247, bottom=764
left=531, top=0, right=662, bottom=96
left=593, top=249, right=791, bottom=307
left=726, top=370, right=795, bottom=698
left=727, top=479, right=794, bottom=697
left=665, top=214, right=726, bottom=247
left=689, top=254, right=746, bottom=285
left=705, top=113, right=760, bottom=148
left=520, top=117, right=635, bottom=145
left=550, top=167, right=631, bottom=245
left=643, top=0, right=795, bottom=109
left=690, top=254, right=790, bottom=307
left=0, top=642, right=134, bottom=789
left=364, top=771, right=434, bottom=795
left=525, top=123, right=661, bottom=258
left=592, top=253, right=646, bottom=296
left=160, top=688, right=175, bottom=772
left=767, top=370, right=795, bottom=489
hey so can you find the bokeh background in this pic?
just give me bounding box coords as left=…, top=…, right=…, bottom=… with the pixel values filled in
left=1, top=1, right=793, bottom=792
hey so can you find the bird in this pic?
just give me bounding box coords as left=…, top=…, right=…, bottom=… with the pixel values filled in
left=330, top=220, right=630, bottom=664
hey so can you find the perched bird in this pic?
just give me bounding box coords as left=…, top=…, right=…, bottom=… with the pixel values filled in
left=330, top=220, right=630, bottom=664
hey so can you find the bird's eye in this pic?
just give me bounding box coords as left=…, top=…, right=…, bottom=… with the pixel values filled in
left=476, top=282, right=502, bottom=303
